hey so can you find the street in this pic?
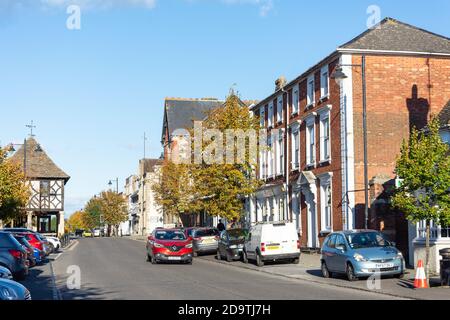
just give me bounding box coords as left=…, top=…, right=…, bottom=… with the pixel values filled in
left=21, top=237, right=401, bottom=300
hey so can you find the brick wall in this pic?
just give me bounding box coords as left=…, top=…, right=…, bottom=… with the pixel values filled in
left=351, top=54, right=450, bottom=228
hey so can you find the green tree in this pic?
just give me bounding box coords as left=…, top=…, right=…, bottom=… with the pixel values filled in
left=84, top=197, right=103, bottom=229
left=0, top=148, right=30, bottom=223
left=392, top=117, right=450, bottom=280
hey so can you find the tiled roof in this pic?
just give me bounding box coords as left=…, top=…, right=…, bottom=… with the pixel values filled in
left=163, top=98, right=224, bottom=139
left=9, top=137, right=70, bottom=181
left=339, top=17, right=450, bottom=54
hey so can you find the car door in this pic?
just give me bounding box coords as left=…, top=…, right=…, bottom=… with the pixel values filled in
left=245, top=228, right=255, bottom=258
left=333, top=234, right=349, bottom=273
left=322, top=234, right=337, bottom=271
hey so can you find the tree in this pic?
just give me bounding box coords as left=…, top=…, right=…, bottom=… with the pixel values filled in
left=192, top=92, right=263, bottom=222
left=67, top=211, right=87, bottom=232
left=83, top=197, right=103, bottom=230
left=98, top=191, right=127, bottom=236
left=0, top=148, right=30, bottom=223
left=392, top=117, right=450, bottom=280
left=152, top=162, right=193, bottom=224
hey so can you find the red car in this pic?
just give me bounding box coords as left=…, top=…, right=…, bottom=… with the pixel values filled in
left=146, top=229, right=193, bottom=264
left=16, top=233, right=46, bottom=258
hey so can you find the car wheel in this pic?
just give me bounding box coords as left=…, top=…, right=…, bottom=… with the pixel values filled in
left=394, top=273, right=405, bottom=279
left=151, top=256, right=158, bottom=265
left=187, top=259, right=193, bottom=265
left=226, top=252, right=232, bottom=263
left=292, top=258, right=300, bottom=264
left=242, top=251, right=248, bottom=264
left=216, top=250, right=222, bottom=260
left=193, top=251, right=198, bottom=257
left=321, top=261, right=331, bottom=278
left=256, top=252, right=264, bottom=267
left=346, top=263, right=358, bottom=281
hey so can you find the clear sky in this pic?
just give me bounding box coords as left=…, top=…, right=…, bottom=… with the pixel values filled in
left=1, top=0, right=449, bottom=216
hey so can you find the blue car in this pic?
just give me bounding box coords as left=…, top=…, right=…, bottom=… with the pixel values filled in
left=33, top=248, right=42, bottom=264
left=320, top=230, right=405, bottom=281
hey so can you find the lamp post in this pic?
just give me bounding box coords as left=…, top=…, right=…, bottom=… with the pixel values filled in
left=108, top=178, right=119, bottom=193
left=331, top=55, right=369, bottom=229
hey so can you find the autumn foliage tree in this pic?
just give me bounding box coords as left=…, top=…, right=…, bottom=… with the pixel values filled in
left=0, top=148, right=30, bottom=223
left=153, top=91, right=262, bottom=224
left=66, top=211, right=88, bottom=232
left=191, top=92, right=263, bottom=222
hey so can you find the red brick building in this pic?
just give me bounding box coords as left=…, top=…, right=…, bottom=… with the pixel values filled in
left=246, top=18, right=450, bottom=256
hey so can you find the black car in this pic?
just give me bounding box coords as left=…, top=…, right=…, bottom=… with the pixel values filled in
left=216, top=229, right=248, bottom=262
left=0, top=232, right=29, bottom=280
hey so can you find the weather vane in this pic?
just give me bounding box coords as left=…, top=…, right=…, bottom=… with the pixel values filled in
left=26, top=120, right=36, bottom=137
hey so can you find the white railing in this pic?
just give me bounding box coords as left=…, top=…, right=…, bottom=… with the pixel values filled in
left=417, top=220, right=450, bottom=240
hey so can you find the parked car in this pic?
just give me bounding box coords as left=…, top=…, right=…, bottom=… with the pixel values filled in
left=217, top=229, right=248, bottom=262
left=243, top=222, right=300, bottom=267
left=146, top=229, right=193, bottom=264
left=44, top=236, right=61, bottom=252
left=320, top=230, right=406, bottom=281
left=83, top=230, right=93, bottom=238
left=13, top=235, right=37, bottom=268
left=0, top=232, right=29, bottom=280
left=0, top=266, right=13, bottom=280
left=182, top=227, right=197, bottom=239
left=93, top=228, right=102, bottom=237
left=75, top=229, right=84, bottom=237
left=11, top=232, right=46, bottom=259
left=191, top=228, right=220, bottom=256
left=0, top=279, right=31, bottom=300
left=1, top=229, right=52, bottom=256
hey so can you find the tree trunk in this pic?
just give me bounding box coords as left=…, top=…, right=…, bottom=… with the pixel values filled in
left=425, top=219, right=430, bottom=286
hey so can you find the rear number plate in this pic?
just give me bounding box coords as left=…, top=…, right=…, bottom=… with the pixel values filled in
left=267, top=246, right=280, bottom=250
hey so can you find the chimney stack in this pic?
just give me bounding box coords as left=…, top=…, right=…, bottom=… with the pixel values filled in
left=275, top=76, right=287, bottom=92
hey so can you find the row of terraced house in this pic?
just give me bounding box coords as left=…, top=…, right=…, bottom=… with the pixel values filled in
left=160, top=18, right=450, bottom=272
left=243, top=18, right=450, bottom=271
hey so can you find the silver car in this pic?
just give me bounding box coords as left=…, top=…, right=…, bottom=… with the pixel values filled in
left=321, top=230, right=405, bottom=281
left=0, top=279, right=32, bottom=300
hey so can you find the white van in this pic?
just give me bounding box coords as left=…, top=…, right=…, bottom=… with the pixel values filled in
left=243, top=221, right=300, bottom=267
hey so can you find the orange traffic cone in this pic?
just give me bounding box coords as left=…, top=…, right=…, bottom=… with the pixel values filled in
left=414, top=259, right=428, bottom=289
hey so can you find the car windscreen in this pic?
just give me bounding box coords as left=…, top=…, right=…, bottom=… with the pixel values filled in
left=194, top=229, right=219, bottom=237
left=155, top=231, right=186, bottom=241
left=228, top=229, right=247, bottom=241
left=345, top=232, right=390, bottom=249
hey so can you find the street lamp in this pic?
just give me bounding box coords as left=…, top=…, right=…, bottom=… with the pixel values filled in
left=331, top=55, right=369, bottom=229
left=108, top=178, right=119, bottom=193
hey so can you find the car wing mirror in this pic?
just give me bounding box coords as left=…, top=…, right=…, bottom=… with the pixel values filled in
left=336, top=245, right=346, bottom=252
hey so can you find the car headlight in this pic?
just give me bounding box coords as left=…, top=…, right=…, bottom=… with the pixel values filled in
left=353, top=253, right=368, bottom=262
left=229, top=245, right=237, bottom=249
left=395, top=252, right=403, bottom=260
left=0, top=287, right=16, bottom=300
left=185, top=243, right=193, bottom=249
left=154, top=243, right=164, bottom=248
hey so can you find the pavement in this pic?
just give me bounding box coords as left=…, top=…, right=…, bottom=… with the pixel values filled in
left=21, top=236, right=410, bottom=300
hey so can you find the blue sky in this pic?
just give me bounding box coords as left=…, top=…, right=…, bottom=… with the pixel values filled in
left=1, top=0, right=449, bottom=216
